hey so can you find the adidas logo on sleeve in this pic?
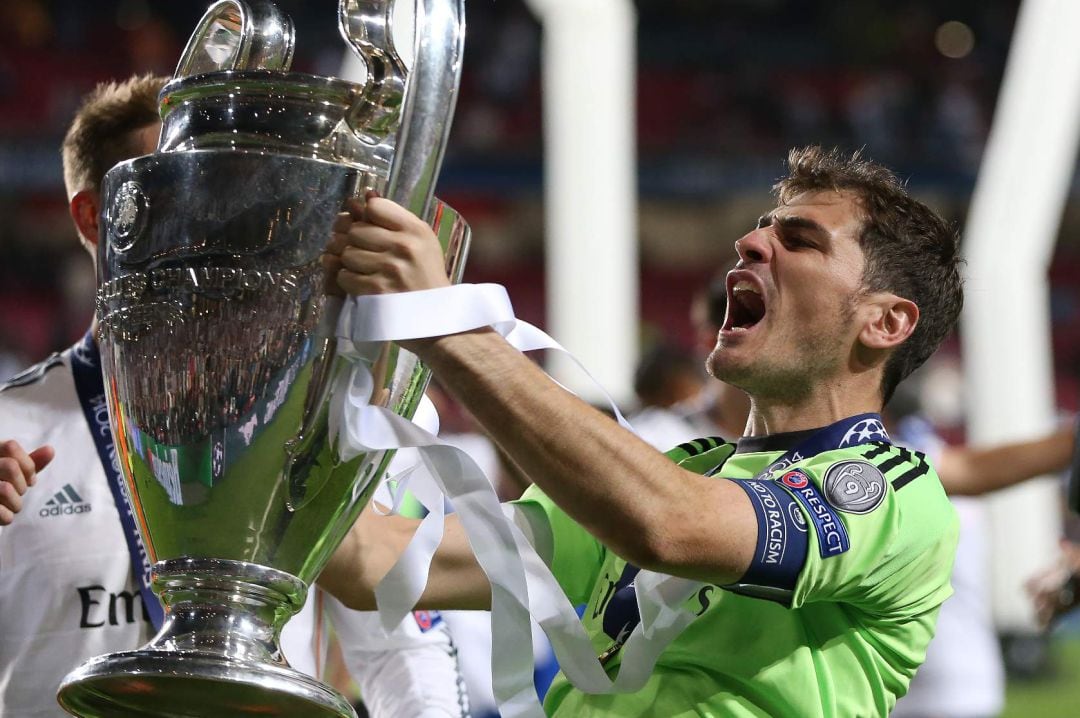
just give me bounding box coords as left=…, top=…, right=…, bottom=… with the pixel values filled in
left=40, top=484, right=92, bottom=517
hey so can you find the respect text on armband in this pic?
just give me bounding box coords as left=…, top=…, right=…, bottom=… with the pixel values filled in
left=777, top=470, right=850, bottom=558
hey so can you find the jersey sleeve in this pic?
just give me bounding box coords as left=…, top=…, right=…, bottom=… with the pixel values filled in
left=781, top=445, right=959, bottom=615
left=511, top=484, right=606, bottom=605
left=721, top=477, right=811, bottom=605
left=509, top=439, right=737, bottom=606
left=323, top=592, right=470, bottom=717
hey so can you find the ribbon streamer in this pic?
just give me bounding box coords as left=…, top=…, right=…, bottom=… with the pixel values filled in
left=335, top=286, right=704, bottom=717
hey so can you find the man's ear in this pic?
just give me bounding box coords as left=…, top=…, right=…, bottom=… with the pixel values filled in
left=859, top=294, right=919, bottom=351
left=69, top=190, right=100, bottom=250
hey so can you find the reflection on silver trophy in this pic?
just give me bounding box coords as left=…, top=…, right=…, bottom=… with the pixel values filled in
left=57, top=1, right=467, bottom=715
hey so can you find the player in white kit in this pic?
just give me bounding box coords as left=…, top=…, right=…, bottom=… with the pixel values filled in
left=0, top=74, right=469, bottom=718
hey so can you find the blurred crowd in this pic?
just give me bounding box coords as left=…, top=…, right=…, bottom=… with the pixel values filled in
left=3, top=2, right=1080, bottom=717
left=6, top=0, right=1080, bottom=405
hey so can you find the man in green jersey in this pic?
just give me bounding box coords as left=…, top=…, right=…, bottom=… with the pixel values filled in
left=320, top=146, right=964, bottom=717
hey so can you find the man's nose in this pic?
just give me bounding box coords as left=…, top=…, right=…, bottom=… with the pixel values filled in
left=734, top=228, right=772, bottom=264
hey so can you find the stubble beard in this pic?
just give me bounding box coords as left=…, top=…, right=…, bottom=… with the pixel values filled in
left=706, top=300, right=856, bottom=406
left=708, top=344, right=819, bottom=405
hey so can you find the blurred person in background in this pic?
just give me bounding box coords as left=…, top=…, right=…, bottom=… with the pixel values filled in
left=633, top=342, right=705, bottom=412
left=631, top=276, right=750, bottom=450
left=682, top=275, right=753, bottom=438
left=629, top=340, right=710, bottom=448
left=887, top=380, right=1074, bottom=718
left=1028, top=539, right=1080, bottom=628
left=0, top=74, right=469, bottom=718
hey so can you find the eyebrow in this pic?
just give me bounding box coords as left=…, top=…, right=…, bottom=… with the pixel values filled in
left=758, top=212, right=830, bottom=241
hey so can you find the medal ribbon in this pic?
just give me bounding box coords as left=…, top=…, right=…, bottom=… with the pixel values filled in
left=69, top=332, right=164, bottom=630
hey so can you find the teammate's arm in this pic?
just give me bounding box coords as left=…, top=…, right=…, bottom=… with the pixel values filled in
left=0, top=440, right=54, bottom=525
left=322, top=593, right=471, bottom=718
left=935, top=424, right=1073, bottom=496
left=1026, top=539, right=1080, bottom=627
left=321, top=196, right=758, bottom=594
left=320, top=503, right=493, bottom=610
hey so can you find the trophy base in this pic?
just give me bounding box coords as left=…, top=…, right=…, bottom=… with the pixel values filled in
left=57, top=650, right=357, bottom=718
left=58, top=558, right=355, bottom=718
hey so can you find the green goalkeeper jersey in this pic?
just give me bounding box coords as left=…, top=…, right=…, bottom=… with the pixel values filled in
left=514, top=425, right=959, bottom=717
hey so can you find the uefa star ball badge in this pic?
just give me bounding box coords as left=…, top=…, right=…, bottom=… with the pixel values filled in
left=839, top=417, right=889, bottom=447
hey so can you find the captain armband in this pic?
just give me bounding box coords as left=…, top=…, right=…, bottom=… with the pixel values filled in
left=722, top=479, right=809, bottom=606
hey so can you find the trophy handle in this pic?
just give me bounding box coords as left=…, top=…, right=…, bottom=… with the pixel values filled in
left=175, top=0, right=296, bottom=78
left=340, top=0, right=465, bottom=221
left=338, top=1, right=409, bottom=145
left=282, top=198, right=471, bottom=514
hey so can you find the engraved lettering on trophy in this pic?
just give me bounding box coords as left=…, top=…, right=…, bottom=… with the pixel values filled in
left=100, top=268, right=304, bottom=313
left=148, top=267, right=182, bottom=291
left=96, top=274, right=149, bottom=312
left=242, top=270, right=262, bottom=290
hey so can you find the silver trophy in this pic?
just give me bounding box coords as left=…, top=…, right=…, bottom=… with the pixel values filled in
left=57, top=1, right=467, bottom=716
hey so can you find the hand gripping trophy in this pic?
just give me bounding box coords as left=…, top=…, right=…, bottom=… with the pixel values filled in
left=57, top=1, right=467, bottom=715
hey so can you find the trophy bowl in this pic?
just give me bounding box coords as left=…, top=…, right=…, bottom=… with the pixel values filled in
left=57, top=1, right=467, bottom=715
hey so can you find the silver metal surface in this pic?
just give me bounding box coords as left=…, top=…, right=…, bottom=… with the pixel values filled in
left=338, top=0, right=407, bottom=149
left=384, top=0, right=466, bottom=219
left=175, top=0, right=296, bottom=77
left=58, top=1, right=467, bottom=715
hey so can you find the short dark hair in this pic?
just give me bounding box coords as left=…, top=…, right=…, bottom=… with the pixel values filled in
left=62, top=74, right=167, bottom=198
left=702, top=276, right=728, bottom=330
left=633, top=342, right=703, bottom=408
left=774, top=146, right=964, bottom=403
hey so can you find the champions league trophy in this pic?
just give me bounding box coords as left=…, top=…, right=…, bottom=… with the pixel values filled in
left=57, top=1, right=467, bottom=715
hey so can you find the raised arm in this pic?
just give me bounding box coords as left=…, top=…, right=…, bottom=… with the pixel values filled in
left=319, top=503, right=493, bottom=610
left=323, top=195, right=757, bottom=587
left=936, top=423, right=1074, bottom=496
left=413, top=328, right=757, bottom=582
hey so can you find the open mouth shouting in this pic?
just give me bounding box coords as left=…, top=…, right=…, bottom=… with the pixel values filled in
left=721, top=270, right=767, bottom=337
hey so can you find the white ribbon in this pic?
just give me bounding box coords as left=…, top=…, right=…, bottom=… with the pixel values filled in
left=334, top=285, right=704, bottom=717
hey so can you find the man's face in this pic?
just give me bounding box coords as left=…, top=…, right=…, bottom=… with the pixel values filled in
left=706, top=190, right=869, bottom=402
